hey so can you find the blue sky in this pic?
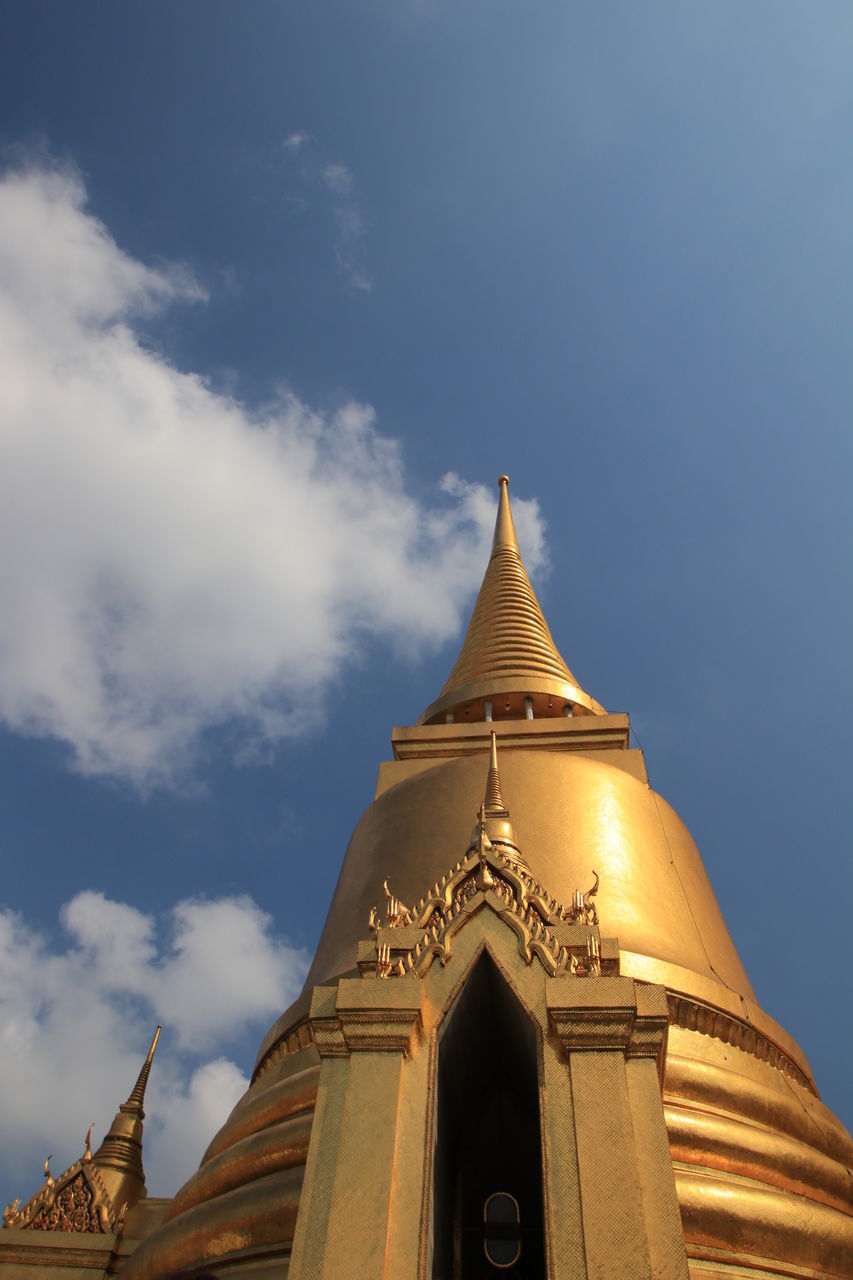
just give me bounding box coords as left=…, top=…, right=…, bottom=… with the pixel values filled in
left=0, top=2, right=851, bottom=1203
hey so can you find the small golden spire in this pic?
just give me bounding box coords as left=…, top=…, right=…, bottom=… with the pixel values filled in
left=91, top=1026, right=161, bottom=1205
left=484, top=730, right=506, bottom=813
left=124, top=1025, right=161, bottom=1114
left=83, top=1124, right=94, bottom=1163
left=468, top=731, right=523, bottom=864
left=44, top=1156, right=54, bottom=1188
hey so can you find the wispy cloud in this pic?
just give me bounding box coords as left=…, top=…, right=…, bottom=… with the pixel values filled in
left=322, top=161, right=372, bottom=291
left=0, top=161, right=546, bottom=787
left=280, top=141, right=373, bottom=292
left=0, top=891, right=307, bottom=1199
left=322, top=162, right=353, bottom=196
left=282, top=130, right=310, bottom=152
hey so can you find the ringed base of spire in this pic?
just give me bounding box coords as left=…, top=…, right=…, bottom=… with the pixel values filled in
left=418, top=674, right=606, bottom=726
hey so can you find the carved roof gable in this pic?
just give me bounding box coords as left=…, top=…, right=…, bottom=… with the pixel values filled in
left=5, top=1156, right=116, bottom=1234
left=366, top=839, right=617, bottom=982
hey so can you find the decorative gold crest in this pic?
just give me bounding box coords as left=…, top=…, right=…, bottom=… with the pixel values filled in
left=366, top=734, right=615, bottom=982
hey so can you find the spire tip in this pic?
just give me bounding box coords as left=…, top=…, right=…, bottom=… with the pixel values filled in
left=492, top=473, right=519, bottom=555
left=146, top=1025, right=162, bottom=1065
left=122, top=1025, right=161, bottom=1113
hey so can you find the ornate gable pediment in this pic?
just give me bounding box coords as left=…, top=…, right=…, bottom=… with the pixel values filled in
left=363, top=807, right=618, bottom=983
left=4, top=1149, right=116, bottom=1234
left=252, top=734, right=622, bottom=1079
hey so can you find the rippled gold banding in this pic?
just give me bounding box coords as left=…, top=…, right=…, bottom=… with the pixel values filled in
left=201, top=1060, right=319, bottom=1165
left=666, top=1105, right=853, bottom=1214
left=665, top=1055, right=853, bottom=1169
left=120, top=1168, right=304, bottom=1280
left=676, top=1167, right=853, bottom=1278
left=166, top=1113, right=313, bottom=1221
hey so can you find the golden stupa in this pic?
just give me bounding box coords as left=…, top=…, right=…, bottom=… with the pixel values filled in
left=2, top=477, right=851, bottom=1279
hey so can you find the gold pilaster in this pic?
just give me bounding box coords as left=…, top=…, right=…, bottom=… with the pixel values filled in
left=546, top=978, right=688, bottom=1280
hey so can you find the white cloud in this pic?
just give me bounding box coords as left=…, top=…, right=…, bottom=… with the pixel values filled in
left=151, top=1058, right=250, bottom=1188
left=0, top=161, right=547, bottom=787
left=0, top=892, right=307, bottom=1200
left=283, top=131, right=310, bottom=152
left=322, top=162, right=353, bottom=196
left=284, top=151, right=370, bottom=286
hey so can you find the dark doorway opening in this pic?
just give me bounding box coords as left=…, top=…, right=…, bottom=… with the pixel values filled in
left=431, top=950, right=546, bottom=1279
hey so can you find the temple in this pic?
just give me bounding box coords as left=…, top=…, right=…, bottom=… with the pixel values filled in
left=2, top=477, right=851, bottom=1279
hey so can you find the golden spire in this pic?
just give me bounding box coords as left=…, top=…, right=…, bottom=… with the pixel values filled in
left=419, top=476, right=605, bottom=724
left=92, top=1026, right=160, bottom=1200
left=468, top=731, right=523, bottom=864
left=124, top=1025, right=160, bottom=1112
left=3, top=1030, right=161, bottom=1232
left=484, top=728, right=506, bottom=812
left=492, top=473, right=518, bottom=551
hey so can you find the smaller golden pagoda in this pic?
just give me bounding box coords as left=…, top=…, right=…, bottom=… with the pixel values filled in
left=0, top=1029, right=170, bottom=1277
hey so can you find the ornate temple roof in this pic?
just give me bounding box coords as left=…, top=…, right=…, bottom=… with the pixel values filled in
left=3, top=1027, right=161, bottom=1234
left=418, top=476, right=605, bottom=724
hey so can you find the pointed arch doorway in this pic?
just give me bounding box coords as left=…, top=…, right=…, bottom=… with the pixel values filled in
left=431, top=950, right=546, bottom=1279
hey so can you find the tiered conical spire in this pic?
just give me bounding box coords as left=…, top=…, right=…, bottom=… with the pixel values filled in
left=92, top=1026, right=160, bottom=1190
left=467, top=731, right=524, bottom=865
left=419, top=477, right=604, bottom=724
left=483, top=729, right=508, bottom=815
left=123, top=1025, right=160, bottom=1113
